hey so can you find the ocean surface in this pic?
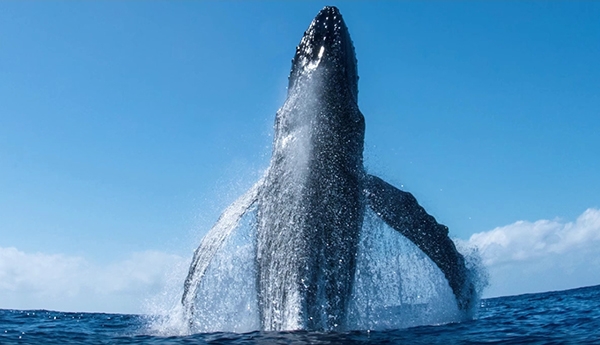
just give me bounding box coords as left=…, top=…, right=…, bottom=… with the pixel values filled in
left=2, top=284, right=599, bottom=344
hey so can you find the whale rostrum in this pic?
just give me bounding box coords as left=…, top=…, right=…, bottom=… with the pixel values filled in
left=182, top=6, right=475, bottom=331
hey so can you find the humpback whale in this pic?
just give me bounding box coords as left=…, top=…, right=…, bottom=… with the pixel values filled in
left=182, top=6, right=474, bottom=331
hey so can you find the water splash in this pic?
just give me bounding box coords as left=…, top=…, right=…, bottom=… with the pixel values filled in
left=145, top=206, right=485, bottom=335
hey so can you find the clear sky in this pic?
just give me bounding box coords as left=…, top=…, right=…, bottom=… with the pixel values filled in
left=1, top=2, right=599, bottom=314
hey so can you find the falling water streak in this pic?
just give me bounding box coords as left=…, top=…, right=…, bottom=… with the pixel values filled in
left=188, top=206, right=260, bottom=333
left=348, top=209, right=463, bottom=330
left=180, top=179, right=263, bottom=330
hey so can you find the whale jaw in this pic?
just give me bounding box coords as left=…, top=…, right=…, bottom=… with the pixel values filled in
left=288, top=6, right=358, bottom=103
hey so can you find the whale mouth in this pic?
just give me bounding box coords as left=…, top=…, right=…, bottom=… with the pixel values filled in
left=289, top=6, right=358, bottom=101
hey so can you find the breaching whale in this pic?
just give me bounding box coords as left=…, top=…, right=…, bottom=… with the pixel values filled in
left=182, top=6, right=474, bottom=331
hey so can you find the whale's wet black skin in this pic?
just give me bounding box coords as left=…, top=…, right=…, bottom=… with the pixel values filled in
left=182, top=6, right=474, bottom=331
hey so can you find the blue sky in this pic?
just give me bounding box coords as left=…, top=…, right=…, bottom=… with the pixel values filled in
left=1, top=2, right=599, bottom=314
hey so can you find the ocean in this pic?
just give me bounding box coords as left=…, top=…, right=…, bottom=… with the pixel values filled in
left=2, top=284, right=599, bottom=344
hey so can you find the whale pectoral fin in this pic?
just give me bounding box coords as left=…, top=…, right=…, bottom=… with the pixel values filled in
left=181, top=179, right=263, bottom=317
left=365, top=174, right=474, bottom=311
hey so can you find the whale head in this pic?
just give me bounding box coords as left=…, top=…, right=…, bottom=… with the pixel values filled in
left=272, top=6, right=364, bottom=179
left=288, top=6, right=359, bottom=103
